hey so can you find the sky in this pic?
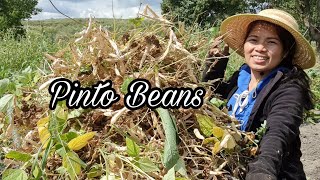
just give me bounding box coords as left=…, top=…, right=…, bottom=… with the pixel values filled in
left=31, top=0, right=162, bottom=20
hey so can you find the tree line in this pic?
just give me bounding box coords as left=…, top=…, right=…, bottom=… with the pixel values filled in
left=0, top=0, right=40, bottom=37
left=1, top=0, right=320, bottom=51
left=161, top=0, right=320, bottom=51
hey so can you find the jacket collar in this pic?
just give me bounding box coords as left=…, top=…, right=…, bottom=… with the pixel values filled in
left=246, top=70, right=285, bottom=130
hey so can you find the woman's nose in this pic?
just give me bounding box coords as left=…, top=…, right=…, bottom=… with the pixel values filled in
left=254, top=43, right=267, bottom=52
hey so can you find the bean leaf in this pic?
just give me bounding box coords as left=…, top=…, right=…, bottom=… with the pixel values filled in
left=37, top=116, right=50, bottom=148
left=62, top=151, right=82, bottom=180
left=120, top=77, right=134, bottom=94
left=0, top=78, right=10, bottom=96
left=195, top=114, right=216, bottom=137
left=163, top=166, right=175, bottom=180
left=68, top=132, right=96, bottom=151
left=212, top=127, right=225, bottom=139
left=156, top=108, right=179, bottom=170
left=209, top=97, right=226, bottom=107
left=126, top=137, right=140, bottom=157
left=174, top=157, right=188, bottom=177
left=0, top=94, right=14, bottom=113
left=136, top=158, right=159, bottom=172
left=2, top=169, right=28, bottom=180
left=5, top=151, right=32, bottom=162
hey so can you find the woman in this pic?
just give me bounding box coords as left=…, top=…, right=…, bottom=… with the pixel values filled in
left=202, top=9, right=316, bottom=179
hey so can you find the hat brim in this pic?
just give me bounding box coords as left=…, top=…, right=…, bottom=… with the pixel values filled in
left=220, top=14, right=316, bottom=69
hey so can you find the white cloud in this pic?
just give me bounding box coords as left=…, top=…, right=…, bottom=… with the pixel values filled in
left=31, top=0, right=162, bottom=20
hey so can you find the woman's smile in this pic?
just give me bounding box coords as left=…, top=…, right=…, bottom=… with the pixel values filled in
left=251, top=55, right=269, bottom=61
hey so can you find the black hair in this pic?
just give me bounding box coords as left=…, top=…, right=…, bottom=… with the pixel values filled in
left=246, top=20, right=314, bottom=110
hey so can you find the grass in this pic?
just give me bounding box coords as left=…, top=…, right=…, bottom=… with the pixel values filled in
left=0, top=25, right=66, bottom=79
left=0, top=18, right=136, bottom=79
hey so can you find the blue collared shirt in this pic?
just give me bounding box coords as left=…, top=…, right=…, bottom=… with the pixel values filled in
left=227, top=64, right=288, bottom=131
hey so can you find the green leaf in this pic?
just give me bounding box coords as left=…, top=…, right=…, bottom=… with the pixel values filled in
left=41, top=138, right=54, bottom=170
left=62, top=151, right=82, bottom=180
left=0, top=78, right=10, bottom=96
left=56, top=166, right=67, bottom=175
left=209, top=97, right=226, bottom=107
left=61, top=131, right=78, bottom=142
left=156, top=108, right=179, bottom=169
left=56, top=105, right=68, bottom=121
left=55, top=144, right=66, bottom=157
left=5, top=151, right=32, bottom=162
left=32, top=165, right=41, bottom=179
left=17, top=66, right=34, bottom=86
left=129, top=17, right=144, bottom=27
left=2, top=169, right=28, bottom=180
left=136, top=158, right=160, bottom=173
left=22, top=66, right=32, bottom=74
left=255, top=120, right=267, bottom=142
left=120, top=77, right=134, bottom=94
left=87, top=164, right=103, bottom=178
left=50, top=104, right=68, bottom=132
left=68, top=109, right=83, bottom=119
left=32, top=71, right=41, bottom=85
left=126, top=137, right=140, bottom=157
left=176, top=178, right=189, bottom=180
left=174, top=157, right=188, bottom=177
left=163, top=166, right=175, bottom=180
left=0, top=94, right=14, bottom=113
left=195, top=114, right=216, bottom=137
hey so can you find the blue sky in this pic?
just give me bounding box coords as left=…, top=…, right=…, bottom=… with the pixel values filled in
left=31, top=0, right=162, bottom=20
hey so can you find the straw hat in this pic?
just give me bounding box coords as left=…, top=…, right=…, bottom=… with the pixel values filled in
left=220, top=9, right=316, bottom=69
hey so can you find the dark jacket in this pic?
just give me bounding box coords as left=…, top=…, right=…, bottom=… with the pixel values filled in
left=202, top=57, right=307, bottom=180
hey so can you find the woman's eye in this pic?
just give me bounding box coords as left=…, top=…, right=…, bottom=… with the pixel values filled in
left=268, top=41, right=277, bottom=44
left=247, top=38, right=257, bottom=42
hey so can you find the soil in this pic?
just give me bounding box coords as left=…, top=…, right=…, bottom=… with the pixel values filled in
left=301, top=122, right=320, bottom=180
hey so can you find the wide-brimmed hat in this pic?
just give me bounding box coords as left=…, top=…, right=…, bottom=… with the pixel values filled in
left=220, top=9, right=316, bottom=69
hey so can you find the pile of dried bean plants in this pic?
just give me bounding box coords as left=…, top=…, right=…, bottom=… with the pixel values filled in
left=4, top=6, right=260, bottom=180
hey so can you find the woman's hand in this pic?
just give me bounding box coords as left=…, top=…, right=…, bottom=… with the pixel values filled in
left=202, top=35, right=230, bottom=82
left=208, top=35, right=229, bottom=58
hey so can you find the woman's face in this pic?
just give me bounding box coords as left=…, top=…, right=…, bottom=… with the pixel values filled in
left=244, top=23, right=284, bottom=74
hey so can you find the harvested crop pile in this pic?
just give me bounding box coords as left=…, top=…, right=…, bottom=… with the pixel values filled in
left=0, top=6, right=261, bottom=180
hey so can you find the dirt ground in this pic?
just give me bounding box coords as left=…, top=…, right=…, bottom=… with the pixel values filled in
left=300, top=122, right=320, bottom=180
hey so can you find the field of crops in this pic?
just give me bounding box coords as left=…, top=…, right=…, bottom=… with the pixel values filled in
left=0, top=10, right=319, bottom=180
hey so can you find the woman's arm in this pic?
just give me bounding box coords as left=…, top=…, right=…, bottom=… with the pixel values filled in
left=246, top=82, right=305, bottom=179
left=201, top=37, right=238, bottom=99
left=202, top=37, right=229, bottom=83
left=201, top=54, right=229, bottom=82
